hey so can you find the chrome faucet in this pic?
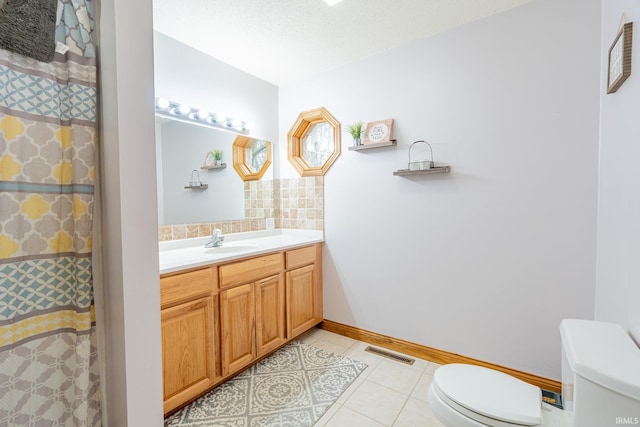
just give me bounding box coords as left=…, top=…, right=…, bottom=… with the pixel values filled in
left=204, top=228, right=224, bottom=248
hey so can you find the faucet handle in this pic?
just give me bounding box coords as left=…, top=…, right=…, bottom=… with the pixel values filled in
left=212, top=228, right=222, bottom=238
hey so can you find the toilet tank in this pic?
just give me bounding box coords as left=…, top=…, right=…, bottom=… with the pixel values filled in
left=560, top=319, right=640, bottom=427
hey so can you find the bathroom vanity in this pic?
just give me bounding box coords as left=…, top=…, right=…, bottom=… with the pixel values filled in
left=158, top=230, right=323, bottom=414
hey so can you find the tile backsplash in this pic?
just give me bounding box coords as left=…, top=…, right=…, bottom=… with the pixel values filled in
left=159, top=176, right=323, bottom=241
left=274, top=176, right=324, bottom=231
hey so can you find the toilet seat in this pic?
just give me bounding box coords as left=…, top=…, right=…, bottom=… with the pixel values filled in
left=431, top=364, right=543, bottom=427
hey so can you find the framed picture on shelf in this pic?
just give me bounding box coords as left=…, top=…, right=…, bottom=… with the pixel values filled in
left=364, top=119, right=393, bottom=145
left=204, top=151, right=215, bottom=167
left=607, top=22, right=633, bottom=94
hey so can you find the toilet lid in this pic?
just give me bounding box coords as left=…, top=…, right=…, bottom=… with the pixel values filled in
left=433, top=364, right=542, bottom=426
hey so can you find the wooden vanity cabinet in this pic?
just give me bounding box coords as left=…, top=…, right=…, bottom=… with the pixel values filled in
left=160, top=266, right=220, bottom=415
left=255, top=274, right=286, bottom=357
left=219, top=254, right=286, bottom=376
left=220, top=283, right=255, bottom=375
left=161, top=243, right=322, bottom=415
left=285, top=244, right=323, bottom=338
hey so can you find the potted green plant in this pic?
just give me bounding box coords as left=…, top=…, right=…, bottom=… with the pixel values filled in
left=213, top=149, right=223, bottom=165
left=347, top=121, right=364, bottom=146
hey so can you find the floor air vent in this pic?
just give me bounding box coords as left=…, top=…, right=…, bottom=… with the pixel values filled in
left=364, top=346, right=415, bottom=365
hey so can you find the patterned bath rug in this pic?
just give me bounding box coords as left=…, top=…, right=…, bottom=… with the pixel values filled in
left=165, top=340, right=368, bottom=427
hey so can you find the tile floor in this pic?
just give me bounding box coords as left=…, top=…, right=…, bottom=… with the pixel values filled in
left=301, top=327, right=565, bottom=427
left=299, top=327, right=446, bottom=427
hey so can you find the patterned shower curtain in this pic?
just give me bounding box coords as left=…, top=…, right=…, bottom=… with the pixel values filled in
left=0, top=1, right=101, bottom=425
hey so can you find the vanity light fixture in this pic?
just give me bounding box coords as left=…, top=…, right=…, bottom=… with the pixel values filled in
left=323, top=0, right=343, bottom=5
left=176, top=104, right=191, bottom=115
left=156, top=97, right=170, bottom=110
left=155, top=97, right=251, bottom=134
left=194, top=109, right=209, bottom=120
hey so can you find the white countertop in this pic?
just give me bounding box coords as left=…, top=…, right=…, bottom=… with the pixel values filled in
left=159, top=229, right=324, bottom=274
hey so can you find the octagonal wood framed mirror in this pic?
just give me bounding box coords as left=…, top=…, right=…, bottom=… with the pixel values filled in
left=232, top=136, right=272, bottom=181
left=287, top=107, right=341, bottom=176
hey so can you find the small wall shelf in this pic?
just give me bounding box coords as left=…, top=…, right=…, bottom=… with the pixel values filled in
left=393, top=166, right=451, bottom=176
left=201, top=163, right=227, bottom=170
left=348, top=140, right=397, bottom=151
left=184, top=184, right=209, bottom=190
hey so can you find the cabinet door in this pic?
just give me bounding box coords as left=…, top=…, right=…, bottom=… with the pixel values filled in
left=161, top=295, right=218, bottom=414
left=286, top=264, right=322, bottom=338
left=255, top=274, right=286, bottom=357
left=220, top=283, right=255, bottom=376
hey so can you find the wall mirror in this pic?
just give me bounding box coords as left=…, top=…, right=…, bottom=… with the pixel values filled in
left=155, top=116, right=274, bottom=225
left=232, top=136, right=272, bottom=181
left=288, top=107, right=341, bottom=176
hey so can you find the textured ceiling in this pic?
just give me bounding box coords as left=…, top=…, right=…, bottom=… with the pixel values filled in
left=153, top=0, right=532, bottom=86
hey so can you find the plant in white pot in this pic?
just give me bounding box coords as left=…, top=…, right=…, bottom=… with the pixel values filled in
left=347, top=121, right=364, bottom=146
left=213, top=149, right=223, bottom=165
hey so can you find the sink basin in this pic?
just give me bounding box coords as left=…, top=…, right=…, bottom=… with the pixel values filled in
left=204, top=244, right=257, bottom=254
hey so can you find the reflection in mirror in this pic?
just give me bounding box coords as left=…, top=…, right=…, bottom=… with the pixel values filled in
left=302, top=122, right=334, bottom=167
left=232, top=136, right=272, bottom=181
left=247, top=139, right=268, bottom=173
left=155, top=116, right=273, bottom=225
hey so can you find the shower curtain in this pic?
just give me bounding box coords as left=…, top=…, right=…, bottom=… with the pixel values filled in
left=0, top=0, right=101, bottom=425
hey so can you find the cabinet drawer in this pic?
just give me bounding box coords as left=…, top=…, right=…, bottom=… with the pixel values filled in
left=219, top=253, right=283, bottom=288
left=161, top=267, right=216, bottom=308
left=286, top=245, right=316, bottom=270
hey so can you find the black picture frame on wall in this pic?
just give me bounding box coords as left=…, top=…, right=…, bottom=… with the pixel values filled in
left=607, top=22, right=633, bottom=94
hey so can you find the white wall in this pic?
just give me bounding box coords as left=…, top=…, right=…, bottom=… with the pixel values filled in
left=595, top=1, right=640, bottom=342
left=98, top=0, right=164, bottom=425
left=153, top=32, right=279, bottom=153
left=279, top=0, right=601, bottom=379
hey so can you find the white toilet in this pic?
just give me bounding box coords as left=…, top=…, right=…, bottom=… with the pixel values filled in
left=428, top=319, right=640, bottom=427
